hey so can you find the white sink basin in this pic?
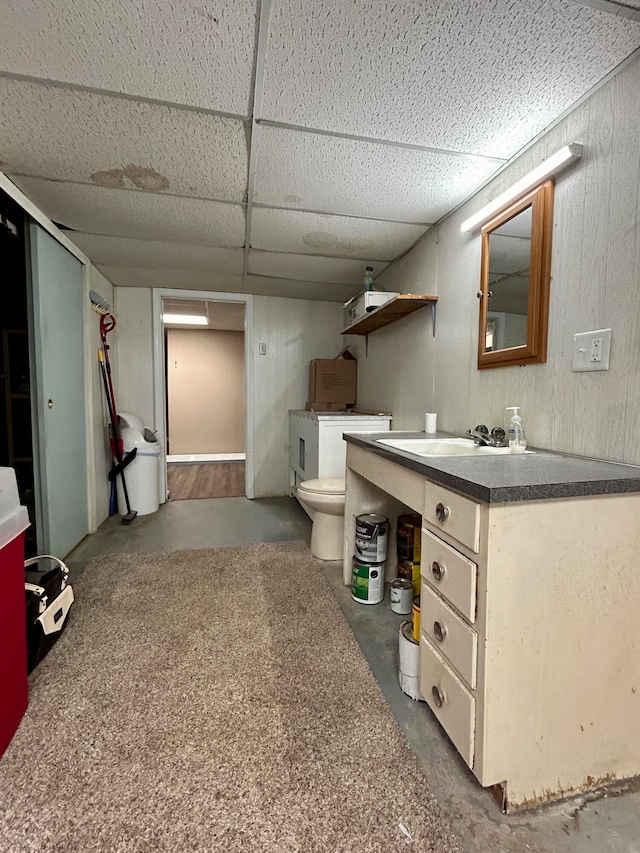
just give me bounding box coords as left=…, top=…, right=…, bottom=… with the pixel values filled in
left=376, top=437, right=515, bottom=456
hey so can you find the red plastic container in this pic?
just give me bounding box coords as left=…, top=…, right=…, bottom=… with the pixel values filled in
left=0, top=468, right=30, bottom=759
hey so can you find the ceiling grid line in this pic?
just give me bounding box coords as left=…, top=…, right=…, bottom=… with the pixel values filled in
left=256, top=120, right=509, bottom=164
left=243, top=0, right=272, bottom=277
left=0, top=69, right=250, bottom=122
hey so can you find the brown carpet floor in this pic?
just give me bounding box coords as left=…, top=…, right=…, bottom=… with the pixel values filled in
left=0, top=542, right=461, bottom=853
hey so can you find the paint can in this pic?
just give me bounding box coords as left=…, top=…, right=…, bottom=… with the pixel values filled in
left=396, top=513, right=422, bottom=563
left=355, top=513, right=388, bottom=563
left=397, top=558, right=421, bottom=596
left=411, top=595, right=421, bottom=641
left=351, top=557, right=385, bottom=605
left=398, top=621, right=424, bottom=701
left=390, top=578, right=413, bottom=614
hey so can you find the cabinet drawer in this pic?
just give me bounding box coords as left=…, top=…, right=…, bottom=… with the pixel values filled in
left=421, top=529, right=477, bottom=623
left=420, top=635, right=475, bottom=769
left=423, top=481, right=480, bottom=552
left=420, top=584, right=477, bottom=689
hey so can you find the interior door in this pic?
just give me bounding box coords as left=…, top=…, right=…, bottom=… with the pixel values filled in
left=29, top=225, right=88, bottom=557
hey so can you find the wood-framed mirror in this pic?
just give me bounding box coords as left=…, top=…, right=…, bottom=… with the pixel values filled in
left=477, top=180, right=554, bottom=369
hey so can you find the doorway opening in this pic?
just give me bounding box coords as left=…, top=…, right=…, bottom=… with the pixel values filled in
left=0, top=189, right=37, bottom=555
left=157, top=293, right=253, bottom=501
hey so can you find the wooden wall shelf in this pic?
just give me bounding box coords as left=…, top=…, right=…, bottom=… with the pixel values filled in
left=341, top=294, right=438, bottom=336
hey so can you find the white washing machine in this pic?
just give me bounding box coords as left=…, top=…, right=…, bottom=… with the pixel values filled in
left=289, top=410, right=392, bottom=517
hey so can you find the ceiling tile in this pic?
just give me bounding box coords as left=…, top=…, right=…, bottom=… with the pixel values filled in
left=0, top=0, right=258, bottom=115
left=254, top=126, right=501, bottom=223
left=248, top=250, right=387, bottom=284
left=262, top=0, right=640, bottom=158
left=16, top=178, right=245, bottom=246
left=101, top=266, right=355, bottom=301
left=0, top=79, right=248, bottom=202
left=251, top=208, right=426, bottom=261
left=69, top=234, right=244, bottom=273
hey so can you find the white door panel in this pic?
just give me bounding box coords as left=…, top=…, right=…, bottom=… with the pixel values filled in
left=30, top=225, right=88, bottom=557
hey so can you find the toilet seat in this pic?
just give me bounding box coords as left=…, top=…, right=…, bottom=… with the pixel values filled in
left=298, top=477, right=345, bottom=495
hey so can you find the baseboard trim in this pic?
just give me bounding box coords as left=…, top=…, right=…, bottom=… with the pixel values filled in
left=167, top=453, right=246, bottom=463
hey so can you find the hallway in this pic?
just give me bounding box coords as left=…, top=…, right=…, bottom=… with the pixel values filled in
left=62, top=497, right=640, bottom=853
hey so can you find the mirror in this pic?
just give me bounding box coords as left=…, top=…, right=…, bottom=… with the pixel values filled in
left=478, top=180, right=553, bottom=369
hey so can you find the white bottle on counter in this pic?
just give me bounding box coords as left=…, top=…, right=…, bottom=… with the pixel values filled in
left=506, top=406, right=527, bottom=454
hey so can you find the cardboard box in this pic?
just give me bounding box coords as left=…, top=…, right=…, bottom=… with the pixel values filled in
left=308, top=356, right=357, bottom=405
left=305, top=402, right=353, bottom=412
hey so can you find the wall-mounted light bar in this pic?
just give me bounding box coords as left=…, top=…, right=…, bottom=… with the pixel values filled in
left=162, top=313, right=208, bottom=325
left=460, top=143, right=583, bottom=233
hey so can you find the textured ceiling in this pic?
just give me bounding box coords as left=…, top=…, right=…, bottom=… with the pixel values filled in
left=0, top=0, right=639, bottom=301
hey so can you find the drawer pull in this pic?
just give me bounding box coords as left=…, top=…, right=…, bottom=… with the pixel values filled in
left=431, top=560, right=445, bottom=582
left=432, top=685, right=446, bottom=708
left=435, top=502, right=450, bottom=523
left=433, top=620, right=447, bottom=642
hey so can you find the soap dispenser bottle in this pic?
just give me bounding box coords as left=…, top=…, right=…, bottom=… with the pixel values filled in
left=506, top=407, right=527, bottom=454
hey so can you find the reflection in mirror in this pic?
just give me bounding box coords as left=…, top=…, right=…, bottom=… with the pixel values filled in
left=478, top=181, right=553, bottom=369
left=486, top=206, right=531, bottom=351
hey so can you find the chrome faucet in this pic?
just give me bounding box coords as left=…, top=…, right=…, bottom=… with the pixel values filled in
left=467, top=424, right=507, bottom=447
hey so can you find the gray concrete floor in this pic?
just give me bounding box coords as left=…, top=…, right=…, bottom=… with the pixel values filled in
left=66, top=496, right=640, bottom=853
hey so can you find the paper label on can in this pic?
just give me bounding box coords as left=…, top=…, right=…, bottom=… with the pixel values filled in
left=351, top=560, right=384, bottom=603
left=355, top=516, right=388, bottom=563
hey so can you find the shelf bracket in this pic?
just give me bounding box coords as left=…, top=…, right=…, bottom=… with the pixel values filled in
left=431, top=303, right=437, bottom=337
left=365, top=333, right=369, bottom=358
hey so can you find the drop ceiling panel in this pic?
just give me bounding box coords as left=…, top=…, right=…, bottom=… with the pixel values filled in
left=254, top=126, right=502, bottom=223
left=0, top=0, right=258, bottom=114
left=68, top=234, right=244, bottom=273
left=263, top=0, right=640, bottom=158
left=248, top=250, right=386, bottom=284
left=101, top=266, right=355, bottom=301
left=16, top=178, right=245, bottom=246
left=0, top=79, right=248, bottom=201
left=251, top=208, right=426, bottom=261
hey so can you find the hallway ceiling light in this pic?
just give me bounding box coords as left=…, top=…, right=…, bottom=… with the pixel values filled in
left=460, top=143, right=583, bottom=232
left=162, top=313, right=208, bottom=325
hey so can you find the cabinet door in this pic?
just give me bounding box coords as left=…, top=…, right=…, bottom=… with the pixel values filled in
left=30, top=225, right=88, bottom=557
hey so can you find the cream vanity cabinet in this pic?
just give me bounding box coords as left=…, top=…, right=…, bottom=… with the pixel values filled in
left=343, top=438, right=640, bottom=811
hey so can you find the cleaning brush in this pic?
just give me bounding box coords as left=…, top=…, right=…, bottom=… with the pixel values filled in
left=89, top=290, right=112, bottom=316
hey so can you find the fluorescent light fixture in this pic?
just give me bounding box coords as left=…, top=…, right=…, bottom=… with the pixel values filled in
left=460, top=143, right=583, bottom=233
left=162, top=313, right=208, bottom=325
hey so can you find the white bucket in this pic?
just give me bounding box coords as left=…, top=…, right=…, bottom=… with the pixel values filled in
left=398, top=621, right=424, bottom=701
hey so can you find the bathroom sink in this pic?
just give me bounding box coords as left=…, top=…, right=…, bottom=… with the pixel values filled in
left=376, top=437, right=515, bottom=456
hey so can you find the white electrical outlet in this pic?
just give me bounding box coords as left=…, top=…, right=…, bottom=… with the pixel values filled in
left=572, top=329, right=611, bottom=372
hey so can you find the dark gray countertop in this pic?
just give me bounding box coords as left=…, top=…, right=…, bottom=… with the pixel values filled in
left=343, top=431, right=640, bottom=503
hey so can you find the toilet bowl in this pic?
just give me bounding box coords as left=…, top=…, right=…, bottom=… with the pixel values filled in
left=297, top=477, right=346, bottom=561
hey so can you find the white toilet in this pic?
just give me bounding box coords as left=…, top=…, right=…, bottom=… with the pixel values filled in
left=296, top=477, right=346, bottom=561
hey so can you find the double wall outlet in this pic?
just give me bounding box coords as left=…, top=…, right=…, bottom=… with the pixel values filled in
left=572, top=328, right=611, bottom=372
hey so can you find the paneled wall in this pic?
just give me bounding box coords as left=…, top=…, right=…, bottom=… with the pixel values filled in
left=252, top=295, right=344, bottom=496
left=357, top=54, right=640, bottom=465
left=113, top=288, right=343, bottom=497
left=113, top=287, right=155, bottom=427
